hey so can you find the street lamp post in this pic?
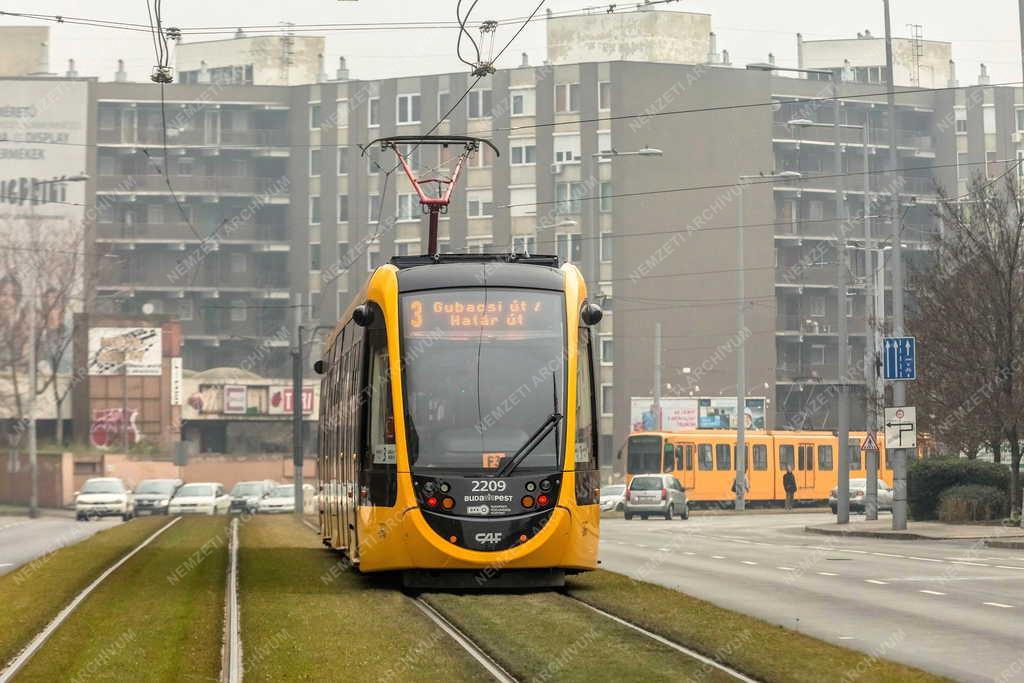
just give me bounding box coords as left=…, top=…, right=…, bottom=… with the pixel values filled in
left=736, top=170, right=801, bottom=511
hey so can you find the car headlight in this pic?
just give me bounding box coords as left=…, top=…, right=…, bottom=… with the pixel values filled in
left=158, top=499, right=169, bottom=506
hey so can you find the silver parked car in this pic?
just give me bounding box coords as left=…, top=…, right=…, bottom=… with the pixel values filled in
left=600, top=484, right=627, bottom=512
left=624, top=474, right=688, bottom=520
left=829, top=478, right=894, bottom=514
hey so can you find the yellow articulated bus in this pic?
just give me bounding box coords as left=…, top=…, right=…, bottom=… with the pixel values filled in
left=623, top=430, right=898, bottom=506
left=314, top=253, right=603, bottom=589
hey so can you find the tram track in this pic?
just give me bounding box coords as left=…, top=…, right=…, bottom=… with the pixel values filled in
left=0, top=517, right=181, bottom=683
left=222, top=517, right=243, bottom=683
left=412, top=597, right=518, bottom=683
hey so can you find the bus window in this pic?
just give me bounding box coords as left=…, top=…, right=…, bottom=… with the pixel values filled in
left=715, top=444, right=731, bottom=471
left=752, top=444, right=768, bottom=471
left=849, top=441, right=862, bottom=470
left=663, top=442, right=675, bottom=472
left=779, top=444, right=794, bottom=469
left=627, top=435, right=662, bottom=474
left=685, top=445, right=694, bottom=471
left=697, top=444, right=713, bottom=471
left=817, top=445, right=834, bottom=471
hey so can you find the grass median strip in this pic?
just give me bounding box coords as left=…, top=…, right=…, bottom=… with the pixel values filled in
left=423, top=591, right=737, bottom=682
left=567, top=570, right=950, bottom=683
left=238, top=516, right=491, bottom=682
left=14, top=517, right=229, bottom=683
left=0, top=517, right=167, bottom=666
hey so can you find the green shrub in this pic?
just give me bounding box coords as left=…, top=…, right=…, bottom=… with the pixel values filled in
left=908, top=458, right=1009, bottom=520
left=937, top=484, right=1008, bottom=522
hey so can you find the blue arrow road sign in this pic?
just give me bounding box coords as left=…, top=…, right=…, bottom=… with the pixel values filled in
left=883, top=336, right=916, bottom=380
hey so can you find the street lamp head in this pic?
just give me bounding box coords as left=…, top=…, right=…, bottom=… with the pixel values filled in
left=787, top=118, right=815, bottom=128
left=776, top=171, right=802, bottom=179
left=636, top=146, right=663, bottom=157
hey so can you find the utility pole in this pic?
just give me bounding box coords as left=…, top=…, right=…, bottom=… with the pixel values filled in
left=27, top=261, right=38, bottom=519
left=884, top=0, right=908, bottom=530
left=736, top=186, right=747, bottom=511
left=291, top=292, right=304, bottom=517
left=834, top=72, right=851, bottom=525
left=863, top=119, right=879, bottom=521
left=653, top=322, right=662, bottom=431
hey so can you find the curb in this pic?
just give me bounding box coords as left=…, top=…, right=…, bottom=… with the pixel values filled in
left=985, top=539, right=1024, bottom=550
left=804, top=526, right=933, bottom=540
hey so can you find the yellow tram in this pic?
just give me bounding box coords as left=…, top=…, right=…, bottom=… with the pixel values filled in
left=314, top=253, right=603, bottom=588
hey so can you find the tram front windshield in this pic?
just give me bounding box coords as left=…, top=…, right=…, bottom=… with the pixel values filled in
left=400, top=288, right=565, bottom=473
left=627, top=435, right=663, bottom=474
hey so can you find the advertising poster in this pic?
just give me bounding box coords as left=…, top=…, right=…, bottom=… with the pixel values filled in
left=87, top=327, right=163, bottom=376
left=631, top=396, right=766, bottom=431
left=697, top=397, right=766, bottom=430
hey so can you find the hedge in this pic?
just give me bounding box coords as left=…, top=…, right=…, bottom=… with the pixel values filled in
left=908, top=458, right=1009, bottom=520
left=936, top=484, right=1008, bottom=522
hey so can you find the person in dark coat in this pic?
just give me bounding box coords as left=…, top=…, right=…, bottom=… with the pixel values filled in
left=783, top=466, right=797, bottom=510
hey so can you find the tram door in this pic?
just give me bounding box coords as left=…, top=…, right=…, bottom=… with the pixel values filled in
left=797, top=443, right=815, bottom=489
left=678, top=443, right=696, bottom=490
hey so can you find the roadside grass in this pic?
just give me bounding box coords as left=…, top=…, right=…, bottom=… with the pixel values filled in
left=601, top=507, right=831, bottom=520
left=567, top=570, right=950, bottom=683
left=424, top=591, right=736, bottom=682
left=0, top=517, right=167, bottom=665
left=238, top=516, right=491, bottom=682
left=15, top=517, right=229, bottom=682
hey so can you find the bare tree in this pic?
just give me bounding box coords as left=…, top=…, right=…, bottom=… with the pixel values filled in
left=911, top=171, right=1024, bottom=515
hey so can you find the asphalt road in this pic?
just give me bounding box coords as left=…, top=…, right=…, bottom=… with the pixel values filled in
left=599, top=512, right=1024, bottom=683
left=0, top=516, right=121, bottom=577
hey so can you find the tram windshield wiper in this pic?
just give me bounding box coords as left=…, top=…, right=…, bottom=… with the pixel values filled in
left=494, top=411, right=563, bottom=478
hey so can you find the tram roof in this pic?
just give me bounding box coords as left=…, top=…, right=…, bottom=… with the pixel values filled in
left=393, top=253, right=566, bottom=292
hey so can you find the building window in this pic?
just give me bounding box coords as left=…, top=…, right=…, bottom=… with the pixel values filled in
left=338, top=147, right=349, bottom=174
left=397, top=93, right=421, bottom=124
left=178, top=298, right=194, bottom=321
left=810, top=344, right=826, bottom=365
left=810, top=296, right=826, bottom=317
left=230, top=299, right=247, bottom=322
left=510, top=88, right=535, bottom=116
left=367, top=243, right=383, bottom=271
left=335, top=100, right=349, bottom=128
left=366, top=147, right=381, bottom=175
left=955, top=108, right=967, bottom=134
left=555, top=83, right=580, bottom=113
left=1016, top=109, right=1024, bottom=132
left=99, top=108, right=116, bottom=130
left=509, top=186, right=536, bottom=217
left=468, top=144, right=495, bottom=168
left=554, top=134, right=581, bottom=164
left=956, top=152, right=969, bottom=180
left=467, top=190, right=494, bottom=218
left=438, top=92, right=450, bottom=119
left=512, top=234, right=536, bottom=254
left=369, top=194, right=380, bottom=223
left=983, top=107, right=996, bottom=134
left=598, top=81, right=611, bottom=110
left=309, top=196, right=321, bottom=225
left=309, top=292, right=321, bottom=320
left=368, top=97, right=380, bottom=127
left=229, top=251, right=246, bottom=274
left=397, top=193, right=418, bottom=221
left=556, top=233, right=582, bottom=264
left=510, top=140, right=536, bottom=165
left=395, top=241, right=419, bottom=257
left=597, top=131, right=612, bottom=158
left=599, top=282, right=612, bottom=311
left=600, top=232, right=613, bottom=262
left=338, top=195, right=349, bottom=222
left=807, top=200, right=824, bottom=221
left=599, top=182, right=613, bottom=213
left=466, top=238, right=491, bottom=254
left=309, top=148, right=321, bottom=177
left=846, top=295, right=855, bottom=318
left=309, top=103, right=321, bottom=130
left=467, top=89, right=493, bottom=119
left=338, top=242, right=349, bottom=266
left=600, top=335, right=613, bottom=365
left=600, top=383, right=613, bottom=416
left=310, top=244, right=321, bottom=271
left=556, top=182, right=585, bottom=214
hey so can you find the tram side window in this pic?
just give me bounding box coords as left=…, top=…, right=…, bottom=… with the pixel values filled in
left=752, top=444, right=768, bottom=471
left=663, top=443, right=675, bottom=472
left=360, top=304, right=397, bottom=506
left=697, top=444, right=713, bottom=471
left=715, top=444, right=731, bottom=471
left=574, top=326, right=598, bottom=471
left=674, top=445, right=684, bottom=471
left=818, top=445, right=834, bottom=471
left=848, top=442, right=862, bottom=470
left=779, top=444, right=795, bottom=470
left=685, top=445, right=694, bottom=470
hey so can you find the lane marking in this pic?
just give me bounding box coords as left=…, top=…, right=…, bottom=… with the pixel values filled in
left=919, top=590, right=946, bottom=596
left=741, top=560, right=758, bottom=565
left=711, top=555, right=727, bottom=560
left=951, top=561, right=989, bottom=567
left=871, top=552, right=905, bottom=558
left=840, top=549, right=868, bottom=554
left=659, top=547, right=671, bottom=552
left=996, top=565, right=1024, bottom=570
left=838, top=636, right=856, bottom=640
left=865, top=579, right=888, bottom=585
left=816, top=571, right=839, bottom=576
left=777, top=566, right=796, bottom=571
left=684, top=551, right=696, bottom=556
left=907, top=556, right=943, bottom=563
left=983, top=602, right=1014, bottom=609
left=636, top=544, right=649, bottom=548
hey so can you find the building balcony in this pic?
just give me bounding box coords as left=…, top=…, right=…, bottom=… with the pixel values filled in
left=182, top=317, right=290, bottom=342
left=776, top=314, right=835, bottom=335
left=98, top=268, right=290, bottom=292
left=775, top=263, right=836, bottom=288
left=97, top=222, right=289, bottom=244
left=97, top=174, right=291, bottom=197
left=771, top=122, right=934, bottom=154
left=97, top=127, right=288, bottom=148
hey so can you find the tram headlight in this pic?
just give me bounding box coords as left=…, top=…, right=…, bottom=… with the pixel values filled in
left=525, top=481, right=536, bottom=492
left=539, top=479, right=552, bottom=492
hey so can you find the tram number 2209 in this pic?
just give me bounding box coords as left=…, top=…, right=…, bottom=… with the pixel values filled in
left=471, top=480, right=507, bottom=492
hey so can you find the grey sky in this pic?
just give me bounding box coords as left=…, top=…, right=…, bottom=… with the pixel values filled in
left=5, top=1, right=1022, bottom=87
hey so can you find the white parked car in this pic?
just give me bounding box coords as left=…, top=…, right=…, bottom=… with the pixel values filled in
left=76, top=477, right=133, bottom=522
left=258, top=485, right=297, bottom=514
left=600, top=484, right=627, bottom=512
left=168, top=483, right=231, bottom=515
left=830, top=479, right=894, bottom=514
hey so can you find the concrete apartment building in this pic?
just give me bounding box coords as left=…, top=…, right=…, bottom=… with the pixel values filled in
left=3, top=7, right=1021, bottom=466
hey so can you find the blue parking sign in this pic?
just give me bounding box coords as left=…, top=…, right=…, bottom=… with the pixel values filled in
left=883, top=337, right=916, bottom=381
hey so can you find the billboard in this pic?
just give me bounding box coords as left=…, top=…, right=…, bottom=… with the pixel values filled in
left=87, top=327, right=163, bottom=376
left=630, top=396, right=766, bottom=431
left=0, top=80, right=89, bottom=375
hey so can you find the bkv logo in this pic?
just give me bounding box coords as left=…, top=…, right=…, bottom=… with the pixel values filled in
left=474, top=532, right=502, bottom=544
